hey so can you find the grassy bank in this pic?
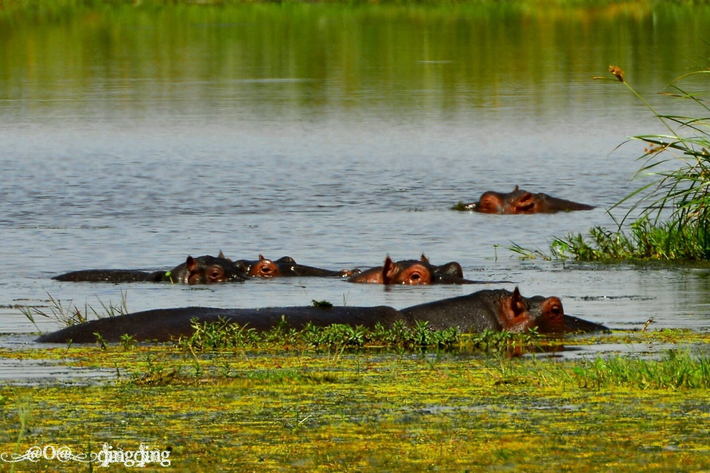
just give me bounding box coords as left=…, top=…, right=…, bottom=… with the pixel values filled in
left=1, top=330, right=710, bottom=471
left=4, top=0, right=710, bottom=9
left=2, top=0, right=710, bottom=25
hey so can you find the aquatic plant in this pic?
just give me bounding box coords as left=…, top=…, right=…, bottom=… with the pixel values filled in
left=119, top=333, right=137, bottom=351
left=550, top=216, right=710, bottom=261
left=6, top=336, right=710, bottom=471
left=178, top=318, right=541, bottom=353
left=7, top=399, right=32, bottom=473
left=572, top=350, right=710, bottom=390
left=508, top=242, right=553, bottom=261
left=519, top=65, right=710, bottom=262
left=20, top=291, right=128, bottom=330
left=5, top=329, right=710, bottom=471
left=311, top=299, right=333, bottom=308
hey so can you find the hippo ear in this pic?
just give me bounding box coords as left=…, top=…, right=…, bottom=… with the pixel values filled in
left=258, top=254, right=265, bottom=261
left=217, top=250, right=232, bottom=262
left=511, top=287, right=526, bottom=316
left=420, top=254, right=430, bottom=264
left=186, top=255, right=197, bottom=272
left=382, top=256, right=394, bottom=285
left=514, top=185, right=519, bottom=192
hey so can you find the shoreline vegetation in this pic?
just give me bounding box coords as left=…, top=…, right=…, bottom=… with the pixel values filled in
left=5, top=293, right=710, bottom=469
left=514, top=65, right=710, bottom=263
left=2, top=331, right=710, bottom=470
left=2, top=0, right=710, bottom=19
left=3, top=0, right=710, bottom=6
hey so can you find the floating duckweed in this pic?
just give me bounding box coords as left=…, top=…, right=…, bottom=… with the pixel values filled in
left=2, top=337, right=710, bottom=471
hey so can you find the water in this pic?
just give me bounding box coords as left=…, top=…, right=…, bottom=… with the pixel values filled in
left=2, top=3, right=710, bottom=355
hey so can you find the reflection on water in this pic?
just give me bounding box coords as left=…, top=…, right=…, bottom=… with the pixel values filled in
left=1, top=4, right=710, bottom=353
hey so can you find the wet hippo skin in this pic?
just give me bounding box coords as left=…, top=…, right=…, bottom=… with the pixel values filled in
left=36, top=288, right=608, bottom=344
left=53, top=254, right=248, bottom=284
left=236, top=255, right=353, bottom=278
left=348, top=255, right=511, bottom=285
left=402, top=288, right=564, bottom=333
left=35, top=306, right=404, bottom=343
left=459, top=186, right=594, bottom=214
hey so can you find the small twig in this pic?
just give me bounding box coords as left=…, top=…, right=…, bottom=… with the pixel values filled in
left=642, top=318, right=655, bottom=332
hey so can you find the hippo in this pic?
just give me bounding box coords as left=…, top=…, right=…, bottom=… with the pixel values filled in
left=160, top=254, right=248, bottom=284
left=35, top=306, right=404, bottom=343
left=455, top=186, right=594, bottom=214
left=347, top=255, right=510, bottom=285
left=236, top=255, right=353, bottom=278
left=402, top=287, right=563, bottom=333
left=53, top=254, right=247, bottom=284
left=35, top=287, right=608, bottom=344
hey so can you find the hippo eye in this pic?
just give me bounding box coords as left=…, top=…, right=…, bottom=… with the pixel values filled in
left=210, top=270, right=222, bottom=280
left=406, top=272, right=428, bottom=285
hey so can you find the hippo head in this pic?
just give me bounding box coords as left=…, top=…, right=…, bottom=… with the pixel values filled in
left=468, top=191, right=507, bottom=214
left=497, top=287, right=564, bottom=332
left=528, top=294, right=567, bottom=333
left=383, top=256, right=433, bottom=285
left=248, top=255, right=283, bottom=278
left=468, top=186, right=542, bottom=214
left=184, top=255, right=246, bottom=284
left=348, top=256, right=435, bottom=285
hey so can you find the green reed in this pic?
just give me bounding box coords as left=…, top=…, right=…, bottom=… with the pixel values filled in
left=571, top=350, right=710, bottom=390
left=484, top=349, right=710, bottom=391
left=521, top=65, right=710, bottom=262
left=20, top=291, right=128, bottom=331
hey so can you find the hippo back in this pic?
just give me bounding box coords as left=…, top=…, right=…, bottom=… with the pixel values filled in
left=36, top=305, right=407, bottom=344
left=402, top=290, right=507, bottom=332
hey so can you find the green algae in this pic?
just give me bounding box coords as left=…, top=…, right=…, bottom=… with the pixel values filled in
left=1, top=330, right=710, bottom=470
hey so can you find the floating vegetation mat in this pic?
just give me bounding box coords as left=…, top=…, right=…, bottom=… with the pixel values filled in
left=1, top=330, right=710, bottom=471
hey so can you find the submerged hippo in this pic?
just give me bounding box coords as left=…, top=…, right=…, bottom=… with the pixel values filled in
left=456, top=186, right=594, bottom=214
left=53, top=254, right=247, bottom=284
left=236, top=255, right=353, bottom=278
left=35, top=287, right=607, bottom=344
left=347, top=255, right=509, bottom=285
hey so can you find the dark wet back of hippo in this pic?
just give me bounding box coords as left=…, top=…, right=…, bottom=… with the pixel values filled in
left=53, top=269, right=163, bottom=283
left=36, top=305, right=406, bottom=344
left=401, top=290, right=505, bottom=332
